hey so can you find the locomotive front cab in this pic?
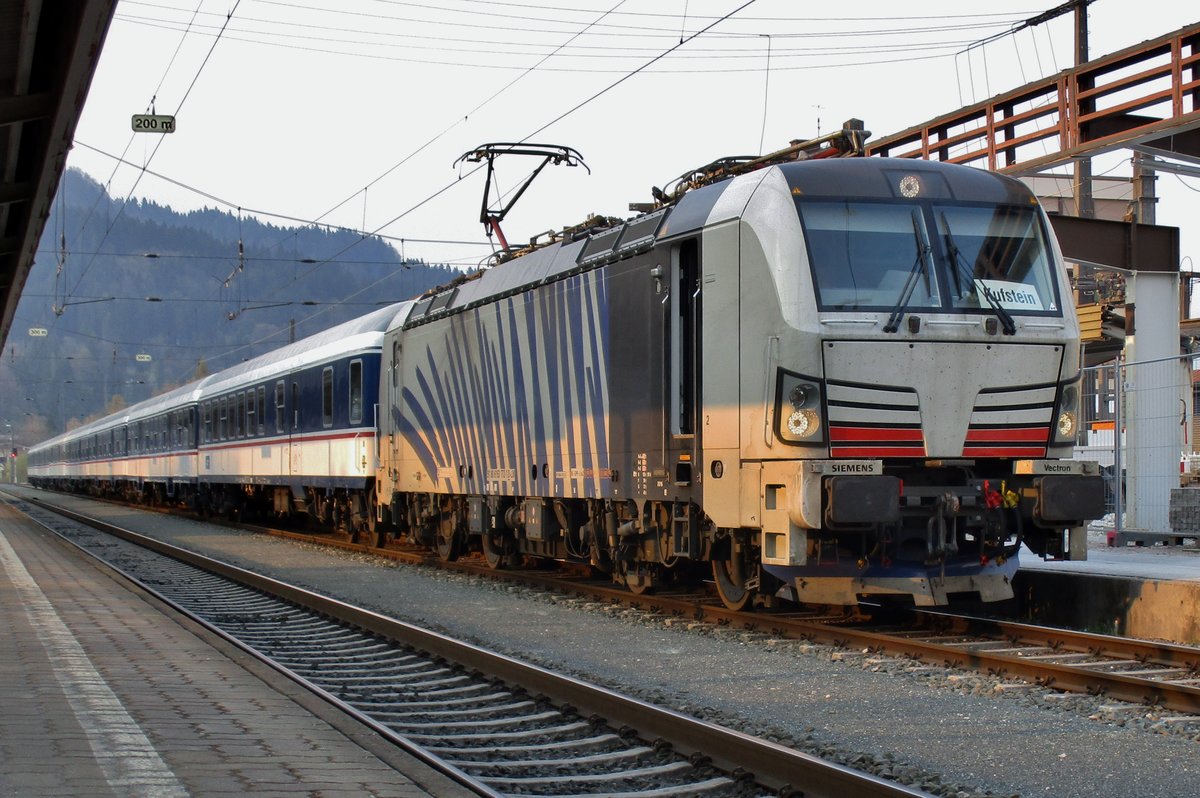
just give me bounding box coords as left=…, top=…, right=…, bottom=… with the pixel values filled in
left=742, top=159, right=1105, bottom=606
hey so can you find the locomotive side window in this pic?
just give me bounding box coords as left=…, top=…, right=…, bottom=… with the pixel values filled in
left=322, top=367, right=334, bottom=428
left=349, top=359, right=363, bottom=424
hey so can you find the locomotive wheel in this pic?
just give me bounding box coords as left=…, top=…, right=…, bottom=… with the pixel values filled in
left=712, top=540, right=758, bottom=611
left=435, top=517, right=463, bottom=562
left=481, top=530, right=516, bottom=569
left=618, top=560, right=656, bottom=595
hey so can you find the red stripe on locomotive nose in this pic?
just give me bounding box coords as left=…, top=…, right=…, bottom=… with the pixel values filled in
left=829, top=427, right=924, bottom=442
left=961, top=446, right=1048, bottom=457
left=964, top=427, right=1050, bottom=443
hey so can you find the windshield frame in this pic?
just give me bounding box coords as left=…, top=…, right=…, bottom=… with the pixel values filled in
left=798, top=197, right=1063, bottom=318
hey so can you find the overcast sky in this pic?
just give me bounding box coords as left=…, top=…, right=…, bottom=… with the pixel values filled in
left=64, top=1, right=1200, bottom=277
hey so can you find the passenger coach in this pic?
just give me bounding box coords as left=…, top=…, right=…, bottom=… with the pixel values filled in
left=29, top=302, right=410, bottom=536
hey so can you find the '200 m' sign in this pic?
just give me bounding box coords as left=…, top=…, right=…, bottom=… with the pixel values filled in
left=131, top=114, right=176, bottom=133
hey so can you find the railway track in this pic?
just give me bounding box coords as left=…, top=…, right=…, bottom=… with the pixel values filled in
left=481, top=568, right=1200, bottom=716
left=18, top=486, right=1200, bottom=719
left=8, top=492, right=922, bottom=798
left=241, top=514, right=1200, bottom=717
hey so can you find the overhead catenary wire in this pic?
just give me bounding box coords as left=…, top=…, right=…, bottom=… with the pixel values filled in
left=62, top=1, right=245, bottom=314
left=120, top=2, right=1028, bottom=48
left=115, top=11, right=1021, bottom=62
left=239, top=0, right=628, bottom=291
left=117, top=17, right=983, bottom=71
left=179, top=0, right=764, bottom=376
left=66, top=1, right=207, bottom=268
left=71, top=142, right=494, bottom=248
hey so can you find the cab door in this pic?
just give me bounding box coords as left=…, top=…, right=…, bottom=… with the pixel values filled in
left=670, top=238, right=701, bottom=481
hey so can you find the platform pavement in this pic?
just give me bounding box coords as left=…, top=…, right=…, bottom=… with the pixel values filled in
left=1019, top=526, right=1200, bottom=581
left=0, top=499, right=476, bottom=797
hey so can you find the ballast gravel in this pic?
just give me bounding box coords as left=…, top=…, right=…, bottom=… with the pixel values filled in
left=24, top=491, right=1200, bottom=798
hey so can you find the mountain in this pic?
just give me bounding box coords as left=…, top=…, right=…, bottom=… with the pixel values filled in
left=2, top=168, right=460, bottom=444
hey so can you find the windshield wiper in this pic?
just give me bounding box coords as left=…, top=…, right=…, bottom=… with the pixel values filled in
left=883, top=209, right=934, bottom=333
left=940, top=212, right=1016, bottom=335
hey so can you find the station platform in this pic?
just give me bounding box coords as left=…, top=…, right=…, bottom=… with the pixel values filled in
left=1015, top=531, right=1200, bottom=645
left=0, top=499, right=473, bottom=797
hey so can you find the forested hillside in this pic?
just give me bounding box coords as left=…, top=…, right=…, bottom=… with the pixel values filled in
left=2, top=169, right=460, bottom=444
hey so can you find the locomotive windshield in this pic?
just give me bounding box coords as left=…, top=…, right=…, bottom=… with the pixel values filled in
left=800, top=199, right=1060, bottom=316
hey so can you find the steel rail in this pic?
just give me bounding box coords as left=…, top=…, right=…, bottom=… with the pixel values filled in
left=13, top=492, right=925, bottom=798
left=911, top=610, right=1200, bottom=670
left=487, top=570, right=1200, bottom=714
left=22, top=486, right=1200, bottom=713
left=10, top=496, right=503, bottom=798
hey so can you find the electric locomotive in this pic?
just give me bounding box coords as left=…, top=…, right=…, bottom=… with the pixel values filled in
left=377, top=124, right=1105, bottom=608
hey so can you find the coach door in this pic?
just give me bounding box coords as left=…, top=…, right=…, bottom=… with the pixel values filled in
left=389, top=339, right=403, bottom=467
left=289, top=378, right=303, bottom=475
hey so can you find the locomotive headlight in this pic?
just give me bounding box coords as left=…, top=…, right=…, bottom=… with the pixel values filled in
left=1052, top=383, right=1080, bottom=443
left=787, top=409, right=820, bottom=438
left=1056, top=410, right=1077, bottom=439
left=777, top=371, right=825, bottom=444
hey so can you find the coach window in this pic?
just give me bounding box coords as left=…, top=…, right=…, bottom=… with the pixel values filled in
left=276, top=381, right=285, bottom=434
left=256, top=386, right=266, bottom=435
left=322, top=367, right=334, bottom=428
left=237, top=392, right=247, bottom=438
left=220, top=397, right=228, bottom=441
left=349, top=359, right=363, bottom=424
